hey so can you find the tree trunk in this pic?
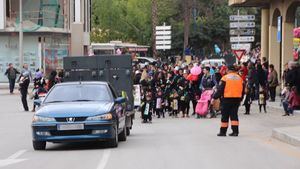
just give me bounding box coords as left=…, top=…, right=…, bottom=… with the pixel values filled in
left=183, top=0, right=192, bottom=56
left=151, top=0, right=158, bottom=59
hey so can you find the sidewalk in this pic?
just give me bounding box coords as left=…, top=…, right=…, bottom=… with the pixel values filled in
left=255, top=97, right=300, bottom=147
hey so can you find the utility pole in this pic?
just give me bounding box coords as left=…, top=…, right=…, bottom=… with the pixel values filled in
left=151, top=0, right=158, bottom=59
left=19, top=0, right=23, bottom=68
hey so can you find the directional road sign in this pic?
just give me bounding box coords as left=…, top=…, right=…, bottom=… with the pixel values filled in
left=230, top=15, right=255, bottom=21
left=230, top=36, right=255, bottom=43
left=231, top=43, right=252, bottom=51
left=230, top=29, right=256, bottom=36
left=156, top=23, right=172, bottom=50
left=230, top=22, right=255, bottom=28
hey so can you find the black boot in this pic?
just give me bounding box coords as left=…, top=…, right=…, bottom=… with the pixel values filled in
left=229, top=126, right=239, bottom=137
left=217, top=127, right=227, bottom=137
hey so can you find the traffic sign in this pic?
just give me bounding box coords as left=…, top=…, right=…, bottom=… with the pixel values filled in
left=156, top=25, right=172, bottom=30
left=233, top=49, right=246, bottom=61
left=230, top=15, right=255, bottom=21
left=230, top=36, right=255, bottom=43
left=156, top=23, right=172, bottom=50
left=156, top=45, right=171, bottom=50
left=156, top=36, right=171, bottom=40
left=231, top=43, right=252, bottom=51
left=277, top=16, right=282, bottom=43
left=230, top=29, right=255, bottom=36
left=230, top=22, right=255, bottom=28
left=156, top=40, right=171, bottom=45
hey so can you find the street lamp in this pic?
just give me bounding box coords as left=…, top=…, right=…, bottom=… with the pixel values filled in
left=19, top=0, right=23, bottom=69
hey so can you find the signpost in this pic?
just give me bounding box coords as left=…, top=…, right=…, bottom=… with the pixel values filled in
left=230, top=13, right=256, bottom=62
left=156, top=23, right=172, bottom=51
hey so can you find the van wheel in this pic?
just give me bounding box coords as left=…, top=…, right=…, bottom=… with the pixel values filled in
left=118, top=127, right=127, bottom=141
left=33, top=141, right=46, bottom=150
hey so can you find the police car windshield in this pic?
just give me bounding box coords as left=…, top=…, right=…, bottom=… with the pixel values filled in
left=44, top=84, right=112, bottom=103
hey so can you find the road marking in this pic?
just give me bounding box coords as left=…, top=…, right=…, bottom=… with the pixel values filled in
left=96, top=150, right=111, bottom=169
left=7, top=150, right=27, bottom=159
left=0, top=150, right=28, bottom=168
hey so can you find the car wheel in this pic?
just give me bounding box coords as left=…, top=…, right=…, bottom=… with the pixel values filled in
left=118, top=126, right=127, bottom=141
left=126, top=127, right=130, bottom=136
left=33, top=141, right=46, bottom=150
left=108, top=126, right=118, bottom=148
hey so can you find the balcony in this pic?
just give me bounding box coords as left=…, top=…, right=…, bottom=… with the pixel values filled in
left=229, top=0, right=270, bottom=7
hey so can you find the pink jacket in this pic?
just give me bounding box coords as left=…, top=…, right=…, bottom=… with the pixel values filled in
left=289, top=91, right=300, bottom=108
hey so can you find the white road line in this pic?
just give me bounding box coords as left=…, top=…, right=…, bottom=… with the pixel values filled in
left=96, top=150, right=111, bottom=169
left=7, top=150, right=27, bottom=159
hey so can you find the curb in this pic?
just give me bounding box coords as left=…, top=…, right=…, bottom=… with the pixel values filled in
left=272, top=126, right=300, bottom=147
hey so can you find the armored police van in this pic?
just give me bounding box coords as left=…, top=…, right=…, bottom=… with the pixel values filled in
left=63, top=55, right=134, bottom=135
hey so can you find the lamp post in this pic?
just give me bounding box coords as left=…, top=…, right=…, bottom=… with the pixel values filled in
left=19, top=0, right=23, bottom=69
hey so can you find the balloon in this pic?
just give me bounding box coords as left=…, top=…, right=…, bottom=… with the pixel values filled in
left=214, top=44, right=221, bottom=54
left=191, top=66, right=202, bottom=75
left=187, top=74, right=198, bottom=81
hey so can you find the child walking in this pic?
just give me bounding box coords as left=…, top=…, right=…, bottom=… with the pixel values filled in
left=155, top=89, right=165, bottom=118
left=141, top=91, right=153, bottom=123
left=258, top=86, right=267, bottom=113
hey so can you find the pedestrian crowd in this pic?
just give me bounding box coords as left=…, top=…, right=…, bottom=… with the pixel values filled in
left=133, top=55, right=300, bottom=124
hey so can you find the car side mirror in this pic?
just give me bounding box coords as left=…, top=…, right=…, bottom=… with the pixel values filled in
left=115, top=97, right=126, bottom=104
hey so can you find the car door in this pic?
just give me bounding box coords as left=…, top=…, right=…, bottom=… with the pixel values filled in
left=108, top=84, right=126, bottom=131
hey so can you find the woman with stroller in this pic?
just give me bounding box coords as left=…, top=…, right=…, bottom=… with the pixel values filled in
left=197, top=66, right=218, bottom=118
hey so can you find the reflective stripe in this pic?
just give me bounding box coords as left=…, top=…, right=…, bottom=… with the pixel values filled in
left=231, top=121, right=239, bottom=126
left=221, top=122, right=229, bottom=128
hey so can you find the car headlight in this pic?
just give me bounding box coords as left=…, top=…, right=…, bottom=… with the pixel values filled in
left=86, top=114, right=113, bottom=121
left=32, top=115, right=55, bottom=122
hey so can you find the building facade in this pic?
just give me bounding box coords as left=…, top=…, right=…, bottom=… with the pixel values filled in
left=0, top=0, right=91, bottom=82
left=229, top=0, right=300, bottom=78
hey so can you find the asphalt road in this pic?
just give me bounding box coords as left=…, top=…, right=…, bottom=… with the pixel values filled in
left=1, top=90, right=300, bottom=169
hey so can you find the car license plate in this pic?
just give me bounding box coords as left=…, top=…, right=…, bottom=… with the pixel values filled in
left=57, top=124, right=84, bottom=131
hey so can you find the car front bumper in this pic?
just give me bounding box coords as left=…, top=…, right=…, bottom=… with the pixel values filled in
left=32, top=121, right=117, bottom=142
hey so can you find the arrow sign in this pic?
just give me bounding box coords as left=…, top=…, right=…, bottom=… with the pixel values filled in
left=233, top=50, right=246, bottom=61
left=230, top=15, right=255, bottom=21
left=230, top=22, right=255, bottom=28
left=0, top=150, right=28, bottom=168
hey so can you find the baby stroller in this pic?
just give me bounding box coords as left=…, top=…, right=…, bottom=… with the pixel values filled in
left=196, top=89, right=216, bottom=118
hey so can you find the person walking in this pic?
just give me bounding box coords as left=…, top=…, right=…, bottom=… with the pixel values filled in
left=18, top=64, right=32, bottom=111
left=212, top=65, right=244, bottom=137
left=268, top=64, right=279, bottom=102
left=4, top=63, right=20, bottom=94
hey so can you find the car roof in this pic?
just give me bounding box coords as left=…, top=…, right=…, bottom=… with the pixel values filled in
left=55, top=81, right=109, bottom=86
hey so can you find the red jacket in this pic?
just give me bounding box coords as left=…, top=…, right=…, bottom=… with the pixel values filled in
left=289, top=91, right=300, bottom=108
left=240, top=67, right=248, bottom=81
left=220, top=66, right=227, bottom=76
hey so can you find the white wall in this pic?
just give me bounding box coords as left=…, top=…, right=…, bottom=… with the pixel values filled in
left=0, top=0, right=5, bottom=30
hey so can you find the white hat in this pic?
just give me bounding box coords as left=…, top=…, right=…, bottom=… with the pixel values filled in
left=175, top=66, right=180, bottom=71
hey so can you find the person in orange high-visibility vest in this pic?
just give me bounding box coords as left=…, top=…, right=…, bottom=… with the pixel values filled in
left=212, top=65, right=244, bottom=137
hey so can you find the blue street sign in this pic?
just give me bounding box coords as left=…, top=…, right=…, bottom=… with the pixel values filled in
left=277, top=16, right=282, bottom=43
